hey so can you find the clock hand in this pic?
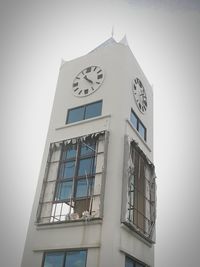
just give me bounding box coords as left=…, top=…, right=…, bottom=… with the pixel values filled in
left=84, top=75, right=93, bottom=84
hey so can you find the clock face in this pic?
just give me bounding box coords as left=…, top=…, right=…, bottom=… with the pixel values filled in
left=132, top=78, right=147, bottom=113
left=72, top=66, right=104, bottom=97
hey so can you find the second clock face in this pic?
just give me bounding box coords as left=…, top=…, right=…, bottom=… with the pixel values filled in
left=133, top=78, right=147, bottom=113
left=72, top=66, right=104, bottom=97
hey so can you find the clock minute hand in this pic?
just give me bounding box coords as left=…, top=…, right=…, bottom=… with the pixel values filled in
left=84, top=75, right=93, bottom=84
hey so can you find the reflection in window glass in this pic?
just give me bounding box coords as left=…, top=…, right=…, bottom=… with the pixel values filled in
left=78, top=158, right=94, bottom=176
left=66, top=100, right=102, bottom=124
left=59, top=162, right=75, bottom=179
left=125, top=257, right=145, bottom=267
left=63, top=145, right=77, bottom=160
left=125, top=257, right=133, bottom=267
left=44, top=252, right=65, bottom=267
left=76, top=179, right=94, bottom=198
left=138, top=122, right=146, bottom=140
left=85, top=101, right=102, bottom=119
left=43, top=251, right=87, bottom=267
left=56, top=181, right=72, bottom=200
left=130, top=111, right=137, bottom=129
left=67, top=106, right=85, bottom=123
left=65, top=250, right=87, bottom=267
left=130, top=109, right=146, bottom=141
left=80, top=142, right=96, bottom=156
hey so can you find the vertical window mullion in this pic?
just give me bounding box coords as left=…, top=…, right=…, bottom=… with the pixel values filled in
left=83, top=104, right=87, bottom=120
left=53, top=141, right=65, bottom=201
left=137, top=117, right=139, bottom=132
left=63, top=252, right=66, bottom=267
left=72, top=140, right=80, bottom=199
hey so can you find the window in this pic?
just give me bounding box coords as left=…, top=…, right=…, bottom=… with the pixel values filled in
left=66, top=100, right=102, bottom=124
left=43, top=250, right=87, bottom=267
left=125, top=256, right=146, bottom=267
left=55, top=138, right=96, bottom=204
left=121, top=137, right=156, bottom=242
left=37, top=131, right=108, bottom=224
left=130, top=110, right=146, bottom=141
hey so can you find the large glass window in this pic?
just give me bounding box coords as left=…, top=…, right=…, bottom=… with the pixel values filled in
left=66, top=100, right=102, bottom=124
left=121, top=137, right=156, bottom=242
left=43, top=250, right=87, bottom=267
left=130, top=109, right=146, bottom=141
left=37, top=131, right=107, bottom=224
left=55, top=138, right=96, bottom=205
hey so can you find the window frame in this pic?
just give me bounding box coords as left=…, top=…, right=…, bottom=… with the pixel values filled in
left=42, top=249, right=87, bottom=267
left=66, top=100, right=102, bottom=124
left=130, top=109, right=147, bottom=141
left=36, top=131, right=108, bottom=224
left=121, top=136, right=156, bottom=243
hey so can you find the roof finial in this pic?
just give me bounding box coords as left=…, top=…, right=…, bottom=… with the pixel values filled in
left=119, top=35, right=129, bottom=46
left=111, top=26, right=114, bottom=38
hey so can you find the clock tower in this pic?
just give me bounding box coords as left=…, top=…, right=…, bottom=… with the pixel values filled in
left=21, top=37, right=156, bottom=267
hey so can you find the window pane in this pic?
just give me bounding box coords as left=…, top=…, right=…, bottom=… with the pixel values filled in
left=67, top=106, right=85, bottom=123
left=78, top=158, right=94, bottom=176
left=80, top=141, right=96, bottom=156
left=59, top=162, right=75, bottom=179
left=125, top=257, right=134, bottom=267
left=130, top=111, right=138, bottom=129
left=76, top=179, right=94, bottom=197
left=56, top=181, right=72, bottom=200
left=63, top=145, right=77, bottom=160
left=85, top=101, right=102, bottom=119
left=65, top=251, right=87, bottom=267
left=44, top=252, right=65, bottom=267
left=138, top=122, right=146, bottom=140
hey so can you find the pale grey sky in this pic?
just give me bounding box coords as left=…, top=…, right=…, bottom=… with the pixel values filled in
left=0, top=1, right=200, bottom=266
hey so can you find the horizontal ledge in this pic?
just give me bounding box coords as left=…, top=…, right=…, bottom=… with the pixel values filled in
left=36, top=218, right=102, bottom=230
left=120, top=223, right=153, bottom=247
left=33, top=243, right=101, bottom=252
left=56, top=114, right=111, bottom=130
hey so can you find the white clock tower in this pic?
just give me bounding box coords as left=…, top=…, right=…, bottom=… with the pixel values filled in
left=21, top=37, right=156, bottom=267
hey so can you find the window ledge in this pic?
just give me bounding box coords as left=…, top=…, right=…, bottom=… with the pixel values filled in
left=121, top=222, right=154, bottom=246
left=126, top=119, right=151, bottom=152
left=33, top=243, right=101, bottom=252
left=56, top=114, right=111, bottom=131
left=35, top=217, right=103, bottom=230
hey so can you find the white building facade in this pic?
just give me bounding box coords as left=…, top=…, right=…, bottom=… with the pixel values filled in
left=21, top=37, right=156, bottom=267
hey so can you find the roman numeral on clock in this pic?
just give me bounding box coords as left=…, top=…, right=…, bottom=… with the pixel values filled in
left=73, top=82, right=78, bottom=87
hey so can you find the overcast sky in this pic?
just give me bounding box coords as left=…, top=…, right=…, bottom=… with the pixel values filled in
left=0, top=1, right=200, bottom=267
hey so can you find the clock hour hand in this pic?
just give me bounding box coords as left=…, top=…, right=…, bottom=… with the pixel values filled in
left=84, top=75, right=93, bottom=84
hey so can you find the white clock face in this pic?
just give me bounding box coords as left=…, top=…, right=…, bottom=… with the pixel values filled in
left=133, top=78, right=147, bottom=113
left=72, top=66, right=104, bottom=97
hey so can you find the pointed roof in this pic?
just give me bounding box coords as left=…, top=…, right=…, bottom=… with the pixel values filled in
left=89, top=35, right=130, bottom=54
left=119, top=35, right=129, bottom=46
left=88, top=37, right=117, bottom=53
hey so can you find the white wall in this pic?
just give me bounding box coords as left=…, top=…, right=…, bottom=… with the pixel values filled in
left=21, top=41, right=154, bottom=267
